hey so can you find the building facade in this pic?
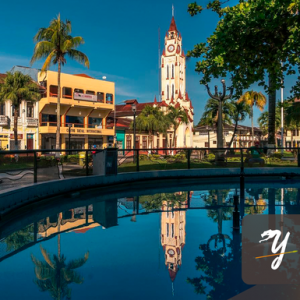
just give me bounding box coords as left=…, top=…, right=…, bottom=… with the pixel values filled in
left=38, top=71, right=115, bottom=150
left=193, top=124, right=264, bottom=148
left=0, top=72, right=41, bottom=150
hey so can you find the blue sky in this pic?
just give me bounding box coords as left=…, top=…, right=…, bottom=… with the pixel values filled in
left=0, top=0, right=295, bottom=125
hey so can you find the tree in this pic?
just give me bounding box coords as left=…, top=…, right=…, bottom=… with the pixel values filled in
left=31, top=14, right=89, bottom=150
left=199, top=98, right=233, bottom=127
left=227, top=100, right=250, bottom=148
left=238, top=91, right=266, bottom=142
left=31, top=245, right=89, bottom=300
left=0, top=72, right=40, bottom=150
left=199, top=98, right=234, bottom=147
left=187, top=0, right=300, bottom=146
left=133, top=105, right=167, bottom=148
left=166, top=106, right=188, bottom=147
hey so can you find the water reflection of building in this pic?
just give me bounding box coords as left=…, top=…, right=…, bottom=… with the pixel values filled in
left=161, top=195, right=187, bottom=284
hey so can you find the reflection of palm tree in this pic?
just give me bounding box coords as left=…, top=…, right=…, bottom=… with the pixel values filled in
left=31, top=213, right=89, bottom=300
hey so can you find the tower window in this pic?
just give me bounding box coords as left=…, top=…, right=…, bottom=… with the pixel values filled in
left=172, top=64, right=174, bottom=78
left=167, top=85, right=169, bottom=100
left=166, top=65, right=169, bottom=79
left=172, top=85, right=174, bottom=99
left=171, top=223, right=174, bottom=237
left=167, top=223, right=169, bottom=237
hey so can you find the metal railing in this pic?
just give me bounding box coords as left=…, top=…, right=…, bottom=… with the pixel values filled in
left=0, top=147, right=299, bottom=192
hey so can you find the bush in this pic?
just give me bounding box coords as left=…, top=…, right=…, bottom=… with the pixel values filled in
left=205, top=153, right=215, bottom=162
left=270, top=152, right=283, bottom=160
left=139, top=154, right=148, bottom=161
left=150, top=154, right=161, bottom=159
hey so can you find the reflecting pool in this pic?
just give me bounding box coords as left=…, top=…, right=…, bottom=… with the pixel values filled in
left=1, top=185, right=300, bottom=299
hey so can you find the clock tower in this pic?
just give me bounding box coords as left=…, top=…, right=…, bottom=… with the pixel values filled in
left=160, top=194, right=187, bottom=289
left=160, top=16, right=194, bottom=147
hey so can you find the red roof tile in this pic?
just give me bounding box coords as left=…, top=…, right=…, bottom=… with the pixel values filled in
left=168, top=17, right=178, bottom=32
left=185, top=91, right=189, bottom=101
left=175, top=102, right=180, bottom=108
left=178, top=89, right=182, bottom=99
left=74, top=74, right=94, bottom=79
left=168, top=268, right=178, bottom=282
left=159, top=101, right=169, bottom=107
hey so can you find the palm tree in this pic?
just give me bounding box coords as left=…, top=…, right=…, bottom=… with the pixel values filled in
left=133, top=105, right=166, bottom=148
left=238, top=90, right=266, bottom=143
left=199, top=98, right=234, bottom=147
left=200, top=98, right=233, bottom=128
left=31, top=245, right=89, bottom=300
left=0, top=72, right=40, bottom=150
left=31, top=14, right=89, bottom=150
left=227, top=100, right=250, bottom=148
left=166, top=106, right=188, bottom=148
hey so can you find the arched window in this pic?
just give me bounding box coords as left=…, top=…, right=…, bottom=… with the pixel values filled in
left=172, top=64, right=174, bottom=78
left=167, top=85, right=169, bottom=99
left=0, top=103, right=5, bottom=115
left=172, top=84, right=174, bottom=99
left=166, top=65, right=169, bottom=79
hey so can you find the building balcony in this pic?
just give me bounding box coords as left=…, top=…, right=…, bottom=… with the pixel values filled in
left=39, top=122, right=114, bottom=136
left=26, top=118, right=39, bottom=127
left=0, top=115, right=9, bottom=126
left=11, top=117, right=23, bottom=125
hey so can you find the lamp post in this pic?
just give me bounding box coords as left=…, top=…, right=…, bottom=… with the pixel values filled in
left=132, top=103, right=137, bottom=160
left=205, top=80, right=233, bottom=162
left=68, top=124, right=72, bottom=154
left=206, top=125, right=210, bottom=149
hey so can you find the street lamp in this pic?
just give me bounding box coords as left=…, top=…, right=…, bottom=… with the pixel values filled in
left=132, top=103, right=137, bottom=162
left=205, top=80, right=233, bottom=163
left=206, top=125, right=210, bottom=149
left=132, top=103, right=137, bottom=149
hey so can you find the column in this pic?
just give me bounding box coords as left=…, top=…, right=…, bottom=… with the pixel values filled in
left=61, top=135, right=66, bottom=150
left=84, top=135, right=89, bottom=149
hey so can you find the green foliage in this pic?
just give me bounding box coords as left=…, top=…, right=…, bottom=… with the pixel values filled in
left=31, top=14, right=89, bottom=71
left=139, top=154, right=148, bottom=161
left=4, top=224, right=34, bottom=252
left=205, top=153, right=216, bottom=162
left=132, top=106, right=167, bottom=147
left=187, top=0, right=300, bottom=97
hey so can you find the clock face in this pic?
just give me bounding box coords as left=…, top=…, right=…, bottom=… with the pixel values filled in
left=168, top=45, right=175, bottom=52
left=177, top=45, right=181, bottom=53
left=168, top=249, right=175, bottom=255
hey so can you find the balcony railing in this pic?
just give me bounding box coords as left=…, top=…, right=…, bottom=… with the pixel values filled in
left=40, top=122, right=110, bottom=129
left=0, top=115, right=8, bottom=126
left=11, top=117, right=22, bottom=124
left=26, top=118, right=38, bottom=127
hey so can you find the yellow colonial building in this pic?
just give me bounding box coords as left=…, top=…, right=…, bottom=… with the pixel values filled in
left=38, top=71, right=115, bottom=150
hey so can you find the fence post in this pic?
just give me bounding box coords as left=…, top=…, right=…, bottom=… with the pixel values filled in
left=136, top=149, right=139, bottom=172
left=34, top=151, right=37, bottom=183
left=187, top=149, right=191, bottom=169
left=233, top=195, right=240, bottom=229
left=86, top=150, right=89, bottom=176
left=240, top=148, right=244, bottom=174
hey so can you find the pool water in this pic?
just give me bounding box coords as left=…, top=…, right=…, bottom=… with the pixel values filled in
left=0, top=186, right=300, bottom=299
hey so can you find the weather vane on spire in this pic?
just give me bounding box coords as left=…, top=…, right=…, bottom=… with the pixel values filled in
left=172, top=4, right=174, bottom=17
